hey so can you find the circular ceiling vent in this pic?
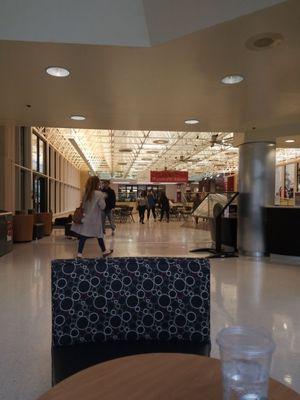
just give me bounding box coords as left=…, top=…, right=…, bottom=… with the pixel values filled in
left=245, top=32, right=283, bottom=51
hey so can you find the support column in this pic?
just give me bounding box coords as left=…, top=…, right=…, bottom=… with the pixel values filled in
left=238, top=141, right=275, bottom=256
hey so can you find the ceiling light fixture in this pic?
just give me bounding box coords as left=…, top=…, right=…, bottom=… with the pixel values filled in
left=285, top=139, right=295, bottom=143
left=68, top=138, right=95, bottom=173
left=46, top=66, right=70, bottom=77
left=70, top=115, right=86, bottom=121
left=184, top=119, right=199, bottom=125
left=153, top=139, right=169, bottom=144
left=221, top=75, right=244, bottom=85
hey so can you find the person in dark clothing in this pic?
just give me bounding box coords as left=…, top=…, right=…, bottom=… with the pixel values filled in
left=159, top=192, right=170, bottom=222
left=100, top=180, right=116, bottom=235
left=147, top=190, right=156, bottom=221
left=137, top=190, right=147, bottom=224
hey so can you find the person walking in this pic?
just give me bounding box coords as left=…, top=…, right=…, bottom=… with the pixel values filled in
left=159, top=191, right=170, bottom=222
left=71, top=176, right=113, bottom=258
left=101, top=180, right=116, bottom=235
left=147, top=190, right=157, bottom=221
left=136, top=190, right=147, bottom=224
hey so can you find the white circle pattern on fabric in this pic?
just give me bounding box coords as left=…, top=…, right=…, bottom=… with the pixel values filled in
left=52, top=257, right=210, bottom=346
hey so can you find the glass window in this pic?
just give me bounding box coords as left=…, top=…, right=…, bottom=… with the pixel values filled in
left=32, top=133, right=38, bottom=171
left=48, top=147, right=52, bottom=176
left=39, top=139, right=45, bottom=174
left=54, top=152, right=57, bottom=178
left=21, top=170, right=26, bottom=210
left=285, top=163, right=295, bottom=199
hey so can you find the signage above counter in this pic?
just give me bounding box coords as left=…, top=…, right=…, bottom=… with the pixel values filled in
left=150, top=170, right=188, bottom=183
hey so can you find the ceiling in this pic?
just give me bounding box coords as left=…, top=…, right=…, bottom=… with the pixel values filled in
left=0, top=0, right=300, bottom=138
left=35, top=127, right=300, bottom=180
left=37, top=127, right=237, bottom=178
left=0, top=0, right=285, bottom=47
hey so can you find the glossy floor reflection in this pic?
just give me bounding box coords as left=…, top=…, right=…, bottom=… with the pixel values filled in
left=0, top=221, right=299, bottom=399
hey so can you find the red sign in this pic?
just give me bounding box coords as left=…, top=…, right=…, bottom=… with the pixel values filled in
left=150, top=170, right=188, bottom=183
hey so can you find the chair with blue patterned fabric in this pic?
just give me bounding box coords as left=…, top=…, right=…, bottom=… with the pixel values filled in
left=51, top=257, right=210, bottom=384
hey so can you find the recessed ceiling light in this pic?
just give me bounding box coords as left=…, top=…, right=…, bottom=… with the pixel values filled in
left=285, top=139, right=295, bottom=143
left=70, top=115, right=86, bottom=121
left=284, top=375, right=292, bottom=384
left=46, top=66, right=70, bottom=77
left=185, top=119, right=199, bottom=125
left=153, top=139, right=169, bottom=144
left=119, top=148, right=133, bottom=153
left=221, top=75, right=244, bottom=85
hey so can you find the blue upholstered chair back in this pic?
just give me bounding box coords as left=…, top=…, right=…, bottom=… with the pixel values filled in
left=51, top=257, right=210, bottom=347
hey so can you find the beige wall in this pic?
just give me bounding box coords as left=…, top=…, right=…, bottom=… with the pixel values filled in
left=0, top=124, right=15, bottom=211
left=80, top=170, right=89, bottom=198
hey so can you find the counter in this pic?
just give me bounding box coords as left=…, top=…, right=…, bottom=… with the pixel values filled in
left=0, top=212, right=13, bottom=256
left=266, top=206, right=300, bottom=257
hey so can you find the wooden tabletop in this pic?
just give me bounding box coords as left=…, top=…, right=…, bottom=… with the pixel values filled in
left=39, top=353, right=299, bottom=400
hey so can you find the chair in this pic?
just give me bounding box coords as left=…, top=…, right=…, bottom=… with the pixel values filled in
left=170, top=207, right=180, bottom=221
left=113, top=208, right=122, bottom=223
left=127, top=206, right=135, bottom=222
left=120, top=206, right=135, bottom=223
left=13, top=214, right=34, bottom=242
left=33, top=222, right=44, bottom=240
left=181, top=207, right=193, bottom=221
left=34, top=212, right=53, bottom=235
left=51, top=257, right=210, bottom=384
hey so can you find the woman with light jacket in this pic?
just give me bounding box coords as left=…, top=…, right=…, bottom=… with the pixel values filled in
left=71, top=176, right=113, bottom=258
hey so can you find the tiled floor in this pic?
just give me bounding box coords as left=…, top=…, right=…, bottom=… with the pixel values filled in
left=0, top=220, right=299, bottom=399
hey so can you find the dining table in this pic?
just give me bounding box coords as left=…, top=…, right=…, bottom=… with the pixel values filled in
left=38, top=353, right=299, bottom=400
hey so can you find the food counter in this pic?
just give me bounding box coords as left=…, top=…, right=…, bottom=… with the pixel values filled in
left=266, top=206, right=300, bottom=257
left=0, top=212, right=13, bottom=256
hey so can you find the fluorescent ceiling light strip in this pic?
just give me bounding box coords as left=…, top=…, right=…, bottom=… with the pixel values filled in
left=69, top=138, right=96, bottom=173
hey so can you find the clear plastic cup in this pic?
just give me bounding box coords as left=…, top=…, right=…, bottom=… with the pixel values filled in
left=216, top=326, right=276, bottom=400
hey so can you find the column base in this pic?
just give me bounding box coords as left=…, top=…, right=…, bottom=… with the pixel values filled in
left=239, top=250, right=269, bottom=257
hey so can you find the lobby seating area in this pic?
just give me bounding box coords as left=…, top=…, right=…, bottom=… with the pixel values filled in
left=0, top=222, right=299, bottom=399
left=13, top=211, right=53, bottom=242
left=114, top=206, right=135, bottom=223
left=1, top=1, right=300, bottom=399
